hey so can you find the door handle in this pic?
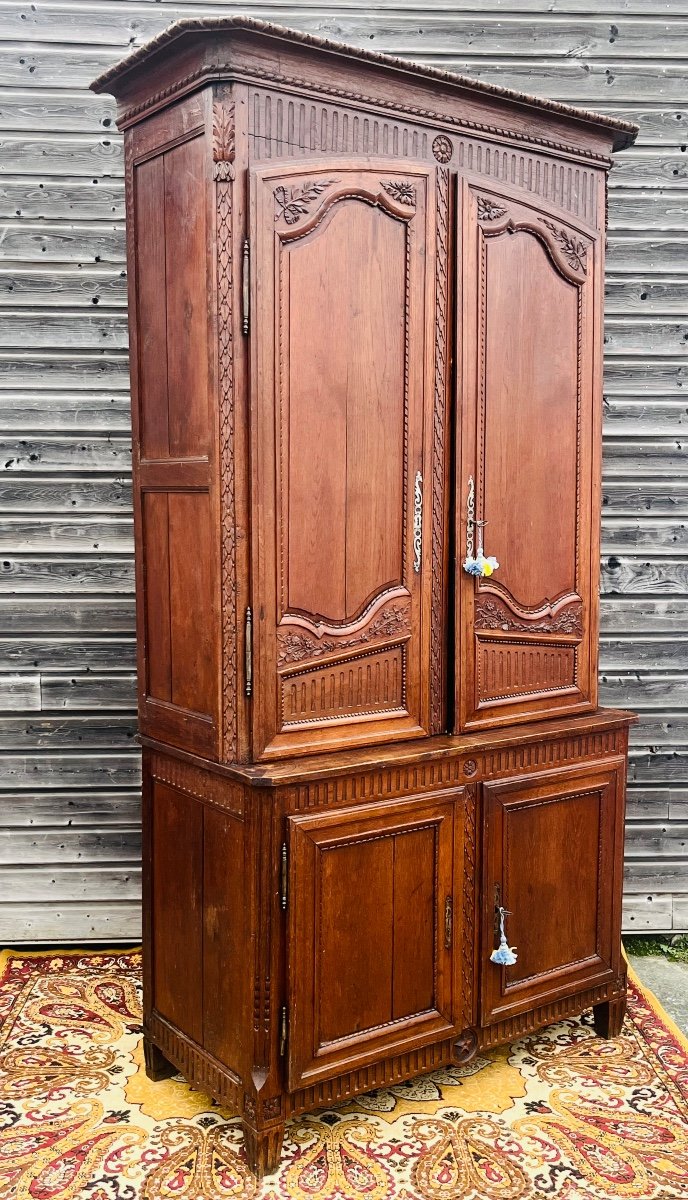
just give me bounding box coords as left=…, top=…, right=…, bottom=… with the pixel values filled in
left=463, top=475, right=499, bottom=578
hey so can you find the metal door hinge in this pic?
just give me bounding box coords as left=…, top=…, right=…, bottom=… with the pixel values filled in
left=280, top=842, right=288, bottom=911
left=279, top=1005, right=288, bottom=1057
left=444, top=895, right=453, bottom=950
left=242, top=239, right=250, bottom=334
left=245, top=606, right=253, bottom=697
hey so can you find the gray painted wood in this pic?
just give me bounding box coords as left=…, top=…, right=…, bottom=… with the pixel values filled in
left=0, top=1, right=685, bottom=942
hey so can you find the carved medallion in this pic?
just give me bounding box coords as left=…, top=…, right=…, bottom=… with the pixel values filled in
left=477, top=196, right=507, bottom=221
left=274, top=179, right=337, bottom=225
left=432, top=134, right=453, bottom=163
left=277, top=603, right=411, bottom=667
left=381, top=180, right=416, bottom=206
left=474, top=596, right=583, bottom=637
left=463, top=759, right=478, bottom=778
left=541, top=219, right=588, bottom=274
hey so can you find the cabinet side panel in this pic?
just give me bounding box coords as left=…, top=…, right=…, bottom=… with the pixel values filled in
left=151, top=781, right=203, bottom=1044
left=128, top=95, right=220, bottom=759
left=203, top=806, right=247, bottom=1072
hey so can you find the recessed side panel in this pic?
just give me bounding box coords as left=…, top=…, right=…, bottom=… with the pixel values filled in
left=151, top=781, right=203, bottom=1044
left=140, top=489, right=218, bottom=755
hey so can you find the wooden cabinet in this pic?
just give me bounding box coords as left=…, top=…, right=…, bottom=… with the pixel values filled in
left=94, top=15, right=637, bottom=1179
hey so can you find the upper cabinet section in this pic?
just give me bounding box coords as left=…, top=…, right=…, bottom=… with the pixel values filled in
left=457, top=180, right=602, bottom=731
left=249, top=162, right=445, bottom=760
left=97, top=19, right=637, bottom=765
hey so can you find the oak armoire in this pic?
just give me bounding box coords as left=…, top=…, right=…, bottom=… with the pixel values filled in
left=92, top=19, right=639, bottom=1177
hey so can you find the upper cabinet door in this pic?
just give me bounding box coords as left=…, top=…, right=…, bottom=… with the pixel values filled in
left=250, top=162, right=447, bottom=760
left=457, top=179, right=603, bottom=732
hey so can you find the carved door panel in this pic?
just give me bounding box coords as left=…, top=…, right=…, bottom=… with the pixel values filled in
left=286, top=791, right=461, bottom=1090
left=481, top=760, right=625, bottom=1025
left=457, top=179, right=602, bottom=731
left=250, top=161, right=445, bottom=760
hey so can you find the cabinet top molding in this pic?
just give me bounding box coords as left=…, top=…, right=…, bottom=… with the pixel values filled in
left=91, top=16, right=637, bottom=157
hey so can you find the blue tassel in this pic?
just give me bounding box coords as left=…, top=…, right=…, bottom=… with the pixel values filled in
left=490, top=907, right=518, bottom=966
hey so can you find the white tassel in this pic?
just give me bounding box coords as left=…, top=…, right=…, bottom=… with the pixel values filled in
left=490, top=906, right=518, bottom=966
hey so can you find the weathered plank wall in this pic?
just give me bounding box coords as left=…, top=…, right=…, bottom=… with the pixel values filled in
left=1, top=0, right=686, bottom=941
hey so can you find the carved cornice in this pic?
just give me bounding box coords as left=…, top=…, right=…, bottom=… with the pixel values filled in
left=274, top=178, right=337, bottom=225
left=277, top=602, right=410, bottom=667
left=95, top=16, right=636, bottom=156
left=475, top=597, right=584, bottom=637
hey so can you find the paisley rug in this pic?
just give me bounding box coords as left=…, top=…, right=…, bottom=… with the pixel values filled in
left=1, top=950, right=687, bottom=1199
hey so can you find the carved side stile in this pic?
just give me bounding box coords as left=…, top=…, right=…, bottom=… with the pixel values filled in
left=215, top=99, right=238, bottom=760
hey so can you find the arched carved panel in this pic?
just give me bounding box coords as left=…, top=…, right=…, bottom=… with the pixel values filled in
left=458, top=181, right=601, bottom=730
left=250, top=161, right=443, bottom=758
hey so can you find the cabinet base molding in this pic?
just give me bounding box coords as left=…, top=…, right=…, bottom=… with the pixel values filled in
left=477, top=978, right=626, bottom=1050
left=146, top=1012, right=242, bottom=1111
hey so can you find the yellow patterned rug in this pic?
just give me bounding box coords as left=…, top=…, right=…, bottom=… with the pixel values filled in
left=1, top=950, right=687, bottom=1199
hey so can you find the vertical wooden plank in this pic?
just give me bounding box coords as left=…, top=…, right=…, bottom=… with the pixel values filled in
left=318, top=836, right=394, bottom=1042
left=151, top=782, right=203, bottom=1042
left=392, top=827, right=436, bottom=1018
left=164, top=135, right=210, bottom=459
left=168, top=490, right=215, bottom=716
left=135, top=153, right=168, bottom=460
left=142, top=491, right=171, bottom=703
left=203, top=806, right=246, bottom=1070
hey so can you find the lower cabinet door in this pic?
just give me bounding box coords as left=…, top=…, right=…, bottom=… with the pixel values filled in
left=481, top=760, right=626, bottom=1025
left=286, top=791, right=462, bottom=1090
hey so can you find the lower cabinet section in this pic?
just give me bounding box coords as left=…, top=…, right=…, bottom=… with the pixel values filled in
left=286, top=791, right=463, bottom=1088
left=142, top=714, right=632, bottom=1178
left=480, top=759, right=626, bottom=1025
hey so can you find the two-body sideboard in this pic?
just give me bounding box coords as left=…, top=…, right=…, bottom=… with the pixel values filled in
left=92, top=18, right=638, bottom=1177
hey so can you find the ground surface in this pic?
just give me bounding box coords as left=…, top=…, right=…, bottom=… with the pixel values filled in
left=628, top=954, right=688, bottom=1035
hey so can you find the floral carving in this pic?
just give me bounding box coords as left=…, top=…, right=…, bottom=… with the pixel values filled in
left=475, top=597, right=583, bottom=637
left=381, top=180, right=416, bottom=206
left=541, top=219, right=588, bottom=273
left=212, top=100, right=235, bottom=181
left=477, top=196, right=507, bottom=221
left=274, top=178, right=337, bottom=224
left=432, top=134, right=453, bottom=164
left=277, top=604, right=410, bottom=667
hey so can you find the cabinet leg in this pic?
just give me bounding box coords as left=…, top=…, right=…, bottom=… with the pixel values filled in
left=243, top=1121, right=285, bottom=1179
left=593, top=995, right=626, bottom=1039
left=143, top=1035, right=175, bottom=1081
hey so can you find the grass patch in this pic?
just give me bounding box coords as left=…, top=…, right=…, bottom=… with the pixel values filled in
left=624, top=935, right=688, bottom=964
